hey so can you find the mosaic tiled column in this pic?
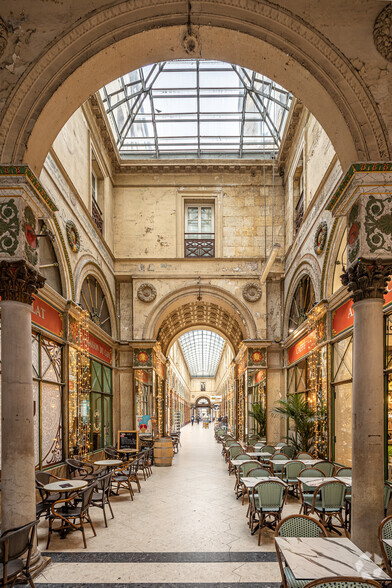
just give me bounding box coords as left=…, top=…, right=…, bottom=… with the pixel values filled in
left=327, top=163, right=392, bottom=556
left=0, top=167, right=56, bottom=572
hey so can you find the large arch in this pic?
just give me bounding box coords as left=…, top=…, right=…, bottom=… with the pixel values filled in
left=0, top=1, right=390, bottom=174
left=143, top=284, right=257, bottom=354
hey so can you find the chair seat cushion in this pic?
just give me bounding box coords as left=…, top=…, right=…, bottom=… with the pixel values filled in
left=54, top=506, right=82, bottom=517
left=0, top=558, right=24, bottom=579
left=256, top=506, right=280, bottom=513
left=284, top=566, right=309, bottom=588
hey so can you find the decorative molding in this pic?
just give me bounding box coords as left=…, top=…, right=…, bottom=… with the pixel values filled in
left=65, top=220, right=80, bottom=253
left=341, top=259, right=392, bottom=302
left=0, top=199, right=19, bottom=256
left=314, top=221, right=328, bottom=256
left=0, top=166, right=58, bottom=212
left=0, top=259, right=45, bottom=304
left=326, top=162, right=392, bottom=212
left=0, top=17, right=8, bottom=60
left=278, top=100, right=305, bottom=170
left=320, top=218, right=338, bottom=298
left=137, top=282, right=157, bottom=303
left=242, top=282, right=262, bottom=303
left=23, top=205, right=38, bottom=266
left=52, top=214, right=75, bottom=301
left=374, top=5, right=392, bottom=62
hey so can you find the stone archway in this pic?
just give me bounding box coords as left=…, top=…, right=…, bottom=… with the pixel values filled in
left=0, top=2, right=390, bottom=173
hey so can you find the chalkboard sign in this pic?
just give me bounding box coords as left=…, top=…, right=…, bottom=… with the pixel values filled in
left=117, top=430, right=139, bottom=451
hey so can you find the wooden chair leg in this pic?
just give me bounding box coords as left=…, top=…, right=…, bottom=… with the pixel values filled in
left=108, top=498, right=114, bottom=519
left=87, top=514, right=97, bottom=537
left=103, top=504, right=108, bottom=527
left=80, top=521, right=87, bottom=548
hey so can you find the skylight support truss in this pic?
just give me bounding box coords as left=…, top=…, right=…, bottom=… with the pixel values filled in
left=100, top=60, right=292, bottom=159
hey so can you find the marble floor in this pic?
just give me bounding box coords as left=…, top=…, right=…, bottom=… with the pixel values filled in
left=35, top=425, right=302, bottom=587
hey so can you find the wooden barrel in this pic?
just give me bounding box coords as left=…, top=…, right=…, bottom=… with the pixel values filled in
left=154, top=437, right=173, bottom=467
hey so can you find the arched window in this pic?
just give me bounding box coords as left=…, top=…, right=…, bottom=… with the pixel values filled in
left=288, top=275, right=315, bottom=333
left=332, top=230, right=347, bottom=294
left=38, top=220, right=62, bottom=295
left=79, top=275, right=112, bottom=336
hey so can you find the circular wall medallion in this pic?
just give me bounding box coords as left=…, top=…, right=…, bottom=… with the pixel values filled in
left=137, top=282, right=157, bottom=303
left=137, top=351, right=149, bottom=364
left=314, top=221, right=328, bottom=256
left=374, top=5, right=392, bottom=62
left=242, top=282, right=262, bottom=303
left=66, top=220, right=80, bottom=253
left=251, top=350, right=264, bottom=363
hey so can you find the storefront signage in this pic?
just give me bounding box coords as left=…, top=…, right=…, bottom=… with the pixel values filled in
left=88, top=332, right=112, bottom=364
left=332, top=283, right=392, bottom=337
left=31, top=295, right=63, bottom=338
left=255, top=369, right=265, bottom=384
left=288, top=330, right=317, bottom=365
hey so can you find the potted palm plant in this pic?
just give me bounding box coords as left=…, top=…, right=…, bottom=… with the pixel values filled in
left=272, top=394, right=315, bottom=453
left=248, top=403, right=267, bottom=437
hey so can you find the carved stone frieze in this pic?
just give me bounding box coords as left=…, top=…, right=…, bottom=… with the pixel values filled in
left=242, top=282, right=262, bottom=303
left=374, top=4, right=392, bottom=62
left=137, top=282, right=157, bottom=303
left=0, top=259, right=45, bottom=304
left=340, top=258, right=392, bottom=302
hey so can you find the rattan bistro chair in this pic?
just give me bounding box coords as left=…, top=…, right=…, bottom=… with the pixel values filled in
left=308, top=480, right=347, bottom=535
left=90, top=472, right=114, bottom=527
left=47, top=484, right=97, bottom=549
left=275, top=515, right=327, bottom=588
left=0, top=520, right=38, bottom=588
left=303, top=578, right=382, bottom=588
left=251, top=480, right=287, bottom=545
left=235, top=460, right=262, bottom=498
left=379, top=515, right=392, bottom=576
left=35, top=470, right=64, bottom=520
left=296, top=452, right=314, bottom=460
left=281, top=461, right=305, bottom=496
left=65, top=458, right=95, bottom=480
left=280, top=445, right=296, bottom=459
left=315, top=461, right=335, bottom=477
left=298, top=467, right=326, bottom=514
left=269, top=453, right=288, bottom=475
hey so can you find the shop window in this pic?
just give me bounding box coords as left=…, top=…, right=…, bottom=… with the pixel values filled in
left=185, top=204, right=215, bottom=257
left=288, top=275, right=315, bottom=333
left=91, top=359, right=112, bottom=451
left=38, top=220, right=62, bottom=295
left=80, top=275, right=112, bottom=336
left=332, top=335, right=353, bottom=465
left=332, top=230, right=347, bottom=294
left=32, top=333, right=64, bottom=468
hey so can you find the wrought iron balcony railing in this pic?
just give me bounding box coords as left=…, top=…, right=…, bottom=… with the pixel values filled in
left=92, top=198, right=103, bottom=234
left=185, top=233, right=215, bottom=258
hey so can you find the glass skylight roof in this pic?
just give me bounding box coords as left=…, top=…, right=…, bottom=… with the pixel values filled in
left=179, top=330, right=225, bottom=377
left=100, top=60, right=292, bottom=159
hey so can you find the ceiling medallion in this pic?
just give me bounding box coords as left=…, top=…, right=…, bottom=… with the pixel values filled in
left=137, top=282, right=157, bottom=303
left=314, top=221, right=328, bottom=256
left=242, top=282, right=262, bottom=303
left=374, top=5, right=392, bottom=61
left=66, top=220, right=80, bottom=253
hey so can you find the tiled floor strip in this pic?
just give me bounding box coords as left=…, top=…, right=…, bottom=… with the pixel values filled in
left=43, top=552, right=278, bottom=563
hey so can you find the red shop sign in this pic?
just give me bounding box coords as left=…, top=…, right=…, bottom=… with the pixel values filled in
left=88, top=332, right=112, bottom=364
left=31, top=295, right=63, bottom=338
left=288, top=330, right=317, bottom=365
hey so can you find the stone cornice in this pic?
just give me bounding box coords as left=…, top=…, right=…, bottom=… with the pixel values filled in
left=0, top=165, right=58, bottom=213
left=277, top=99, right=305, bottom=172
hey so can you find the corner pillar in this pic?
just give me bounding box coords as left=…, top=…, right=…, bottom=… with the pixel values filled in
left=266, top=345, right=284, bottom=444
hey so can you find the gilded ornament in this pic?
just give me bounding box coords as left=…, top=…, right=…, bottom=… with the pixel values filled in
left=374, top=4, right=392, bottom=61
left=314, top=221, right=328, bottom=256
left=137, top=282, right=157, bottom=303
left=0, top=199, right=19, bottom=256
left=0, top=259, right=45, bottom=304
left=24, top=206, right=38, bottom=266
left=66, top=220, right=80, bottom=253
left=242, top=282, right=262, bottom=303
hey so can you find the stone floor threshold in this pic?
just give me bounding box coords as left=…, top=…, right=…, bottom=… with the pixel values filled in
left=36, top=583, right=281, bottom=587
left=43, top=552, right=278, bottom=563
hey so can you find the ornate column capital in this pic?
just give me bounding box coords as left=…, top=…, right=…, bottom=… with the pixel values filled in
left=341, top=258, right=392, bottom=302
left=0, top=259, right=45, bottom=304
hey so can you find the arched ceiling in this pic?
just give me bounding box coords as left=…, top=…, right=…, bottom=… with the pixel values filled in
left=157, top=300, right=245, bottom=354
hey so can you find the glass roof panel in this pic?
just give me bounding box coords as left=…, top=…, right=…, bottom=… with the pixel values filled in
left=100, top=60, right=292, bottom=160
left=178, top=330, right=225, bottom=377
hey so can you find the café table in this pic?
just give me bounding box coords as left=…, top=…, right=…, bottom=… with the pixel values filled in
left=275, top=537, right=390, bottom=582
left=43, top=479, right=88, bottom=538
left=270, top=458, right=322, bottom=467
left=116, top=448, right=138, bottom=460
left=241, top=476, right=287, bottom=489
left=247, top=451, right=274, bottom=458
left=297, top=476, right=352, bottom=488
left=94, top=459, right=123, bottom=473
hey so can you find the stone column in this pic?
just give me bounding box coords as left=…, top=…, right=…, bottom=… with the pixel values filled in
left=342, top=260, right=392, bottom=555
left=266, top=345, right=284, bottom=444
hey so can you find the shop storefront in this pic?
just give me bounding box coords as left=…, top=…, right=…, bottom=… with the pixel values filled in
left=235, top=345, right=267, bottom=441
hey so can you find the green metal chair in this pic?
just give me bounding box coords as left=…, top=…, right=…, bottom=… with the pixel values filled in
left=229, top=452, right=251, bottom=475
left=275, top=514, right=327, bottom=588
left=281, top=460, right=306, bottom=496
left=296, top=452, right=314, bottom=460
left=308, top=480, right=347, bottom=535
left=244, top=466, right=271, bottom=510
left=298, top=467, right=326, bottom=514
left=335, top=467, right=352, bottom=477
left=379, top=514, right=392, bottom=577
left=276, top=442, right=286, bottom=447
left=315, top=461, right=335, bottom=476
left=262, top=445, right=276, bottom=454
left=303, top=578, right=382, bottom=588
left=251, top=480, right=287, bottom=545
left=280, top=445, right=296, bottom=459
left=348, top=483, right=391, bottom=533
left=236, top=460, right=261, bottom=498
left=269, top=453, right=288, bottom=475
left=228, top=445, right=243, bottom=473
left=254, top=442, right=265, bottom=449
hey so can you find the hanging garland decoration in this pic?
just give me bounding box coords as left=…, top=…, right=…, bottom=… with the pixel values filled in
left=66, top=220, right=80, bottom=253
left=314, top=221, right=328, bottom=256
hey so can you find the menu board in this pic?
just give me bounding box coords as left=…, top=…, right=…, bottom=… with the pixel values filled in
left=117, top=430, right=139, bottom=451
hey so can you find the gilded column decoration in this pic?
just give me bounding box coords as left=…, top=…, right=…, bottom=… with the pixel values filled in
left=340, top=259, right=392, bottom=302
left=0, top=259, right=45, bottom=303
